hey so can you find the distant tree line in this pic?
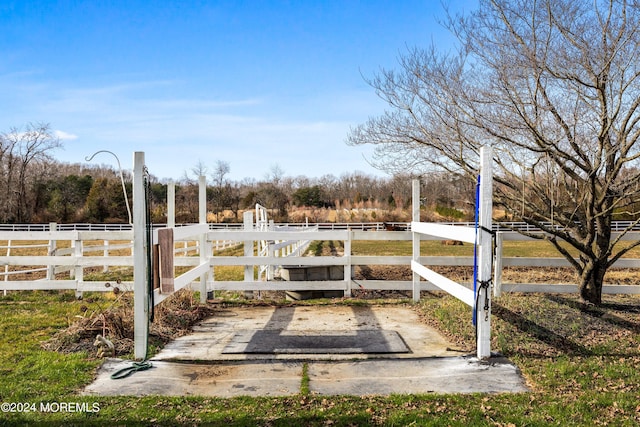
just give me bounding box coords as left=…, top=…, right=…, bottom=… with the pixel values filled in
left=1, top=123, right=477, bottom=224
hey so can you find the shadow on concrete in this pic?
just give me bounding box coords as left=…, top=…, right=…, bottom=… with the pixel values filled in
left=223, top=306, right=409, bottom=354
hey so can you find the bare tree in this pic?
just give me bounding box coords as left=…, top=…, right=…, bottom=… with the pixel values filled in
left=210, top=160, right=231, bottom=222
left=0, top=123, right=62, bottom=222
left=348, top=0, right=640, bottom=304
left=265, top=163, right=285, bottom=187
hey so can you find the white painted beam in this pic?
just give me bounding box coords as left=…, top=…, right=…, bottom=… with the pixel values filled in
left=411, top=260, right=475, bottom=306
left=410, top=222, right=476, bottom=244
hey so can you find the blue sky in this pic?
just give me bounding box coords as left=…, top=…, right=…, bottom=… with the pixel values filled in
left=0, top=1, right=475, bottom=181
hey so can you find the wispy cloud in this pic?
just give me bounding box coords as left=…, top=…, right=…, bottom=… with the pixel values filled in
left=0, top=76, right=380, bottom=179
left=54, top=130, right=78, bottom=140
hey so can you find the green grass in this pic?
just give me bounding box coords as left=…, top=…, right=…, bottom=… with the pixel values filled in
left=300, top=363, right=310, bottom=396
left=0, top=291, right=102, bottom=404
left=352, top=238, right=640, bottom=258
left=1, top=290, right=638, bottom=426
left=2, top=237, right=640, bottom=426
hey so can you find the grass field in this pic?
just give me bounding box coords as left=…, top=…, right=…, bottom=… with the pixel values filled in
left=1, top=290, right=638, bottom=426
left=0, top=240, right=639, bottom=425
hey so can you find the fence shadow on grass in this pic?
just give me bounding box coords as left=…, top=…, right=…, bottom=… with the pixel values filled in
left=546, top=294, right=640, bottom=334
left=492, top=303, right=593, bottom=357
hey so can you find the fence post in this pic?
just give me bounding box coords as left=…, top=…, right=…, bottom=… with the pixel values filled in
left=73, top=236, right=83, bottom=299
left=103, top=239, right=109, bottom=273
left=47, top=222, right=57, bottom=281
left=344, top=230, right=352, bottom=297
left=494, top=231, right=503, bottom=298
left=476, top=146, right=493, bottom=360
left=133, top=151, right=149, bottom=361
left=412, top=179, right=421, bottom=302
left=3, top=239, right=10, bottom=296
left=199, top=175, right=209, bottom=303
left=243, top=211, right=254, bottom=299
left=70, top=240, right=76, bottom=280
left=268, top=244, right=275, bottom=281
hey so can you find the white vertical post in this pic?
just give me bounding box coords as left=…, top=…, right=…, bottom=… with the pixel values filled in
left=103, top=239, right=109, bottom=273
left=268, top=244, right=275, bottom=280
left=70, top=240, right=76, bottom=279
left=476, top=146, right=493, bottom=360
left=4, top=239, right=11, bottom=295
left=412, top=179, right=421, bottom=302
left=47, top=223, right=57, bottom=280
left=200, top=236, right=212, bottom=302
left=198, top=175, right=208, bottom=303
left=167, top=180, right=175, bottom=228
left=243, top=211, right=254, bottom=298
left=494, top=231, right=503, bottom=298
left=133, top=151, right=148, bottom=361
left=344, top=230, right=352, bottom=297
left=74, top=237, right=83, bottom=299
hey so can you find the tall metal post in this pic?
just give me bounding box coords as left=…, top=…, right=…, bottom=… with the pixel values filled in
left=133, top=152, right=148, bottom=361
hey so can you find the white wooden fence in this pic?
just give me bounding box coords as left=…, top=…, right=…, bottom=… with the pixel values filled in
left=3, top=226, right=640, bottom=295
left=2, top=150, right=638, bottom=361
left=3, top=229, right=640, bottom=292
left=409, top=147, right=494, bottom=359
left=0, top=229, right=135, bottom=293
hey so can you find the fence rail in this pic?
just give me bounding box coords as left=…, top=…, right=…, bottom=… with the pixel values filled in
left=2, top=220, right=640, bottom=233
left=1, top=227, right=639, bottom=295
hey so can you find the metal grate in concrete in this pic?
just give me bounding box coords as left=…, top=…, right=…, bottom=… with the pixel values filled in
left=222, top=329, right=409, bottom=354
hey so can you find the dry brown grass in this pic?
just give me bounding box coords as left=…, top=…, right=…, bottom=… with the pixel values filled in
left=41, top=289, right=216, bottom=358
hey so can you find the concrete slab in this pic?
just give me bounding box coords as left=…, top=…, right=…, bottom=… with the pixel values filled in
left=308, top=357, right=529, bottom=395
left=83, top=305, right=530, bottom=397
left=156, top=305, right=459, bottom=362
left=84, top=359, right=302, bottom=397
left=84, top=356, right=528, bottom=397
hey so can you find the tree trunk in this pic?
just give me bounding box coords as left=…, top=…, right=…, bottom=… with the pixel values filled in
left=579, top=261, right=606, bottom=305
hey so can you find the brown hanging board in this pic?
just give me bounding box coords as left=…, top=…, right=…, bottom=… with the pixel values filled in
left=157, top=228, right=175, bottom=293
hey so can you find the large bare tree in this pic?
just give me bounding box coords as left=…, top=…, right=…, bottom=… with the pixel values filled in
left=348, top=0, right=640, bottom=304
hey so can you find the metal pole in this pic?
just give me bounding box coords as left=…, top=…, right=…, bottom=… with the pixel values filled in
left=85, top=150, right=133, bottom=224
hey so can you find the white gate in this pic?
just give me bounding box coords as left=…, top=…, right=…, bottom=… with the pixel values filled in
left=131, top=148, right=495, bottom=360
left=410, top=146, right=494, bottom=359
left=132, top=154, right=211, bottom=360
